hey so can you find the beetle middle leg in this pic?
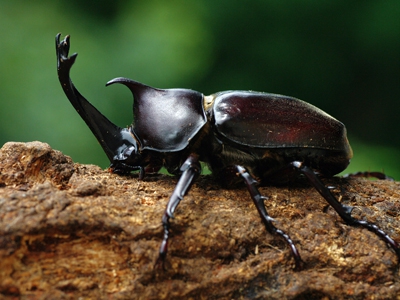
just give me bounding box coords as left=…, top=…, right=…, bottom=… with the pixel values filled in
left=155, top=154, right=201, bottom=269
left=235, top=165, right=303, bottom=270
left=291, top=161, right=400, bottom=259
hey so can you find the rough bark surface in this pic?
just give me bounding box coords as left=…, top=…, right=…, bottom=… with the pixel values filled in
left=0, top=141, right=399, bottom=299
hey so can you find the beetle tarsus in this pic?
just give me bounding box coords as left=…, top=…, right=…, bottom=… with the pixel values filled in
left=138, top=167, right=145, bottom=180
left=156, top=154, right=201, bottom=269
left=235, top=165, right=303, bottom=270
left=154, top=222, right=168, bottom=270
left=293, top=161, right=400, bottom=259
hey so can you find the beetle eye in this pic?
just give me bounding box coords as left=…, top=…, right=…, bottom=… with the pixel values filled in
left=122, top=146, right=135, bottom=158
left=114, top=145, right=136, bottom=161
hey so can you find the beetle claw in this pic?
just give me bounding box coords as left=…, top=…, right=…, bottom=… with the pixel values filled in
left=154, top=252, right=166, bottom=271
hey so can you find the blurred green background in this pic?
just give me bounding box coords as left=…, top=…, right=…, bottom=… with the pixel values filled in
left=1, top=0, right=399, bottom=179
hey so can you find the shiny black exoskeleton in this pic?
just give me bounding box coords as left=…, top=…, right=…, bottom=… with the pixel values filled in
left=56, top=34, right=399, bottom=269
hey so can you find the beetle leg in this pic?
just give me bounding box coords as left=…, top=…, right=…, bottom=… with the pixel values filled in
left=235, top=165, right=303, bottom=270
left=155, top=154, right=201, bottom=269
left=291, top=161, right=400, bottom=259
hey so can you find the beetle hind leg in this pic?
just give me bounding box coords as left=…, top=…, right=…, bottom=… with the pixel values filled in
left=235, top=165, right=303, bottom=270
left=292, top=161, right=400, bottom=259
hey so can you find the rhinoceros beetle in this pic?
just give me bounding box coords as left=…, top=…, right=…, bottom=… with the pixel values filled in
left=55, top=34, right=399, bottom=269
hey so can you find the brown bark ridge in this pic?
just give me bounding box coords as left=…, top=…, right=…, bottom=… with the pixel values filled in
left=0, top=141, right=399, bottom=299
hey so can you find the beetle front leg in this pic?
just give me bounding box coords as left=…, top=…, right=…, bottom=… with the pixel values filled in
left=235, top=165, right=303, bottom=270
left=155, top=154, right=201, bottom=269
left=292, top=161, right=400, bottom=259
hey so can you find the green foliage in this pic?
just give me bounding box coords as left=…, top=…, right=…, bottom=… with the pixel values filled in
left=340, top=138, right=400, bottom=180
left=0, top=0, right=398, bottom=179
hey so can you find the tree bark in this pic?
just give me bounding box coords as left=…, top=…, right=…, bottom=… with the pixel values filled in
left=0, top=141, right=399, bottom=299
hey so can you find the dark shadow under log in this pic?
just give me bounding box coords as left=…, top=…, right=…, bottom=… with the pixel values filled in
left=0, top=141, right=399, bottom=299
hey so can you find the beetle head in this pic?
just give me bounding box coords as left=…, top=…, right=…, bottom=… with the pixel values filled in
left=109, top=128, right=146, bottom=178
left=56, top=34, right=149, bottom=178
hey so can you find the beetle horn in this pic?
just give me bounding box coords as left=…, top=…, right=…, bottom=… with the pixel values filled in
left=56, top=34, right=132, bottom=162
left=106, top=77, right=153, bottom=99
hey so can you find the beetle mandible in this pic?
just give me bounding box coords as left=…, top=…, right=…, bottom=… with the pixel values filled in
left=55, top=34, right=399, bottom=269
